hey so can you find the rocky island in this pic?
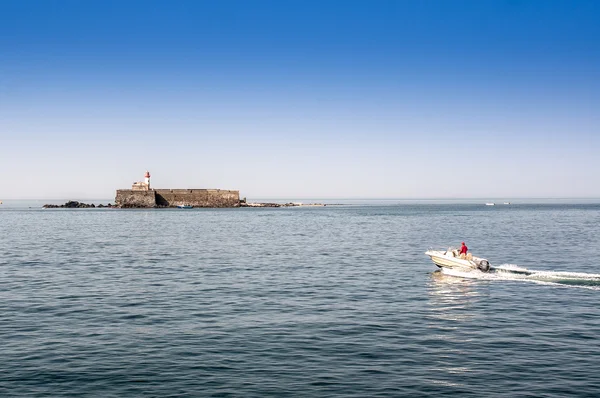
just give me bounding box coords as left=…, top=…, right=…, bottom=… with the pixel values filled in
left=42, top=172, right=337, bottom=209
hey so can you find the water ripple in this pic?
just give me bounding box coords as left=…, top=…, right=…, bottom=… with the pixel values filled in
left=1, top=205, right=600, bottom=396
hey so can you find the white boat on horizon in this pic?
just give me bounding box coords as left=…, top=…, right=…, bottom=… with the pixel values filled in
left=485, top=202, right=495, bottom=206
left=425, top=248, right=491, bottom=272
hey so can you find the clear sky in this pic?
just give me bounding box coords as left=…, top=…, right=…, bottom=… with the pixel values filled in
left=1, top=0, right=599, bottom=199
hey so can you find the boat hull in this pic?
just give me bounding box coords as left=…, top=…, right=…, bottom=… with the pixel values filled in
left=425, top=250, right=490, bottom=272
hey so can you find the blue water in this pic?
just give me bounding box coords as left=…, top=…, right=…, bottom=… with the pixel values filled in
left=1, top=203, right=600, bottom=397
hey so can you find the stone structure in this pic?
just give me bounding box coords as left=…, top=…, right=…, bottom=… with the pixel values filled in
left=154, top=189, right=240, bottom=207
left=115, top=172, right=240, bottom=208
left=115, top=190, right=158, bottom=208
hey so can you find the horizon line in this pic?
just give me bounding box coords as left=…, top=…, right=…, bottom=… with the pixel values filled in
left=3, top=196, right=600, bottom=201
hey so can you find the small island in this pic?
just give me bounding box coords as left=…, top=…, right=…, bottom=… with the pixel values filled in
left=41, top=172, right=341, bottom=209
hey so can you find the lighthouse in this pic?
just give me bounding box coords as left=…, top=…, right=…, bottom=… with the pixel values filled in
left=131, top=171, right=152, bottom=191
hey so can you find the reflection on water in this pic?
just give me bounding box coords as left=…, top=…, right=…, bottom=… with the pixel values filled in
left=422, top=271, right=487, bottom=381
left=427, top=271, right=481, bottom=316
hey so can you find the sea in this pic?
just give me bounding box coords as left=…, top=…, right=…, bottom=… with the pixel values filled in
left=1, top=199, right=600, bottom=397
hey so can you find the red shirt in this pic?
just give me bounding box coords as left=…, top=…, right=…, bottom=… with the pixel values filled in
left=460, top=244, right=468, bottom=254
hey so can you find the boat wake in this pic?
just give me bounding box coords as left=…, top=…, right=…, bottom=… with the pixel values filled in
left=440, top=264, right=600, bottom=290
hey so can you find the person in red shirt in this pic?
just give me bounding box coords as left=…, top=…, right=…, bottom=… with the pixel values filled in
left=459, top=242, right=468, bottom=258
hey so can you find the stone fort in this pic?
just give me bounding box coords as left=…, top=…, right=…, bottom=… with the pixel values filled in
left=115, top=171, right=240, bottom=208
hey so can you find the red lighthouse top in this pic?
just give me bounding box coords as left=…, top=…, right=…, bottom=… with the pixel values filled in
left=145, top=171, right=150, bottom=178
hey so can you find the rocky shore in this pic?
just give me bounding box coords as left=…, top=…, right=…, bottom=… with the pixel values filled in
left=42, top=201, right=115, bottom=209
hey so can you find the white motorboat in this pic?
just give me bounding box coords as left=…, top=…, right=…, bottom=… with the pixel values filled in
left=485, top=202, right=495, bottom=206
left=425, top=248, right=491, bottom=272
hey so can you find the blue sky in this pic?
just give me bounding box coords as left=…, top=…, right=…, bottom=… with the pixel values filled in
left=1, top=0, right=599, bottom=199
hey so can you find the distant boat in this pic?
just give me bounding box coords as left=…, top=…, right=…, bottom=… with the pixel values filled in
left=177, top=205, right=193, bottom=209
left=503, top=202, right=511, bottom=205
left=485, top=202, right=495, bottom=206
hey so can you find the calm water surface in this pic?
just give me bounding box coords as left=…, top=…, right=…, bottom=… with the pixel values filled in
left=1, top=203, right=600, bottom=397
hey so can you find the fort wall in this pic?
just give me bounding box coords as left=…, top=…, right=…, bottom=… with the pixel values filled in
left=115, top=189, right=240, bottom=208
left=155, top=189, right=239, bottom=208
left=115, top=190, right=157, bottom=208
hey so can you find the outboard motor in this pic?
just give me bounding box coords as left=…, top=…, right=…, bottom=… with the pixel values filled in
left=477, top=260, right=490, bottom=272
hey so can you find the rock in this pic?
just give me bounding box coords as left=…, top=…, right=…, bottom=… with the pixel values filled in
left=42, top=200, right=99, bottom=209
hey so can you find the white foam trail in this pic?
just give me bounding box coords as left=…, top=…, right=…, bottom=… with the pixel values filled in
left=494, top=264, right=529, bottom=272
left=495, top=264, right=600, bottom=280
left=440, top=264, right=600, bottom=290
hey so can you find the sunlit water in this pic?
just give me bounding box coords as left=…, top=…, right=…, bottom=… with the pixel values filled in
left=1, top=203, right=600, bottom=396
